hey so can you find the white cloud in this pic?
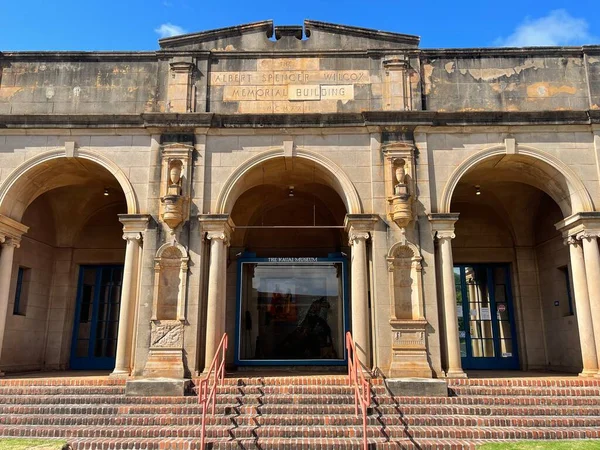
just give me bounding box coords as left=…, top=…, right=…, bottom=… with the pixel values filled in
left=155, top=23, right=187, bottom=39
left=495, top=9, right=594, bottom=47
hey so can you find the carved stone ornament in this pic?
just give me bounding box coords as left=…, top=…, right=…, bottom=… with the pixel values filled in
left=386, top=156, right=414, bottom=229
left=150, top=320, right=184, bottom=349
left=161, top=195, right=184, bottom=230
left=159, top=144, right=193, bottom=233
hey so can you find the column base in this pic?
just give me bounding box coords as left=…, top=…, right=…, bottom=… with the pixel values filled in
left=579, top=369, right=599, bottom=378
left=110, top=369, right=131, bottom=379
left=445, top=369, right=468, bottom=379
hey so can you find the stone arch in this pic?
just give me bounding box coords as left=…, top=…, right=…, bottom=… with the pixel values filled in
left=387, top=241, right=422, bottom=263
left=0, top=148, right=139, bottom=221
left=215, top=147, right=362, bottom=215
left=439, top=144, right=594, bottom=217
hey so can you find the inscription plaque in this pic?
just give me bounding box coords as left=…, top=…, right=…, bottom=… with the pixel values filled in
left=210, top=58, right=370, bottom=113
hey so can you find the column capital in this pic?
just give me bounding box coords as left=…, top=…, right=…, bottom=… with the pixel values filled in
left=565, top=235, right=581, bottom=247
left=349, top=230, right=370, bottom=244
left=0, top=214, right=28, bottom=245
left=556, top=212, right=600, bottom=241
left=1, top=236, right=21, bottom=249
left=199, top=214, right=235, bottom=244
left=576, top=230, right=600, bottom=242
left=119, top=214, right=151, bottom=242
left=344, top=214, right=378, bottom=246
left=428, top=213, right=459, bottom=241
left=344, top=214, right=379, bottom=232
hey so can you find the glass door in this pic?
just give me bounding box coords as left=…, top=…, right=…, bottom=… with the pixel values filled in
left=70, top=265, right=124, bottom=370
left=454, top=264, right=519, bottom=370
left=235, top=256, right=348, bottom=365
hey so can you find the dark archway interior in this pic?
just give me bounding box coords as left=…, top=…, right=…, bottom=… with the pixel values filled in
left=231, top=182, right=348, bottom=257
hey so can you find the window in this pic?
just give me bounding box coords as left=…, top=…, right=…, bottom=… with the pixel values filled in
left=13, top=267, right=30, bottom=316
left=558, top=266, right=574, bottom=316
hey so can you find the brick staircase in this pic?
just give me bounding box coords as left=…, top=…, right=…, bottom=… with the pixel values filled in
left=0, top=374, right=599, bottom=449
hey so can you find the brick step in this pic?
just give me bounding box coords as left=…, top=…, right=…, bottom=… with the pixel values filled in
left=0, top=424, right=380, bottom=439
left=7, top=412, right=598, bottom=428
left=0, top=392, right=596, bottom=407
left=3, top=424, right=600, bottom=440
left=0, top=413, right=375, bottom=427
left=66, top=437, right=404, bottom=450
left=211, top=438, right=482, bottom=450
left=215, top=385, right=371, bottom=395
left=450, top=386, right=600, bottom=397
left=389, top=395, right=600, bottom=406
left=0, top=379, right=125, bottom=387
left=202, top=376, right=357, bottom=386
left=0, top=386, right=126, bottom=396
left=34, top=437, right=597, bottom=450
left=448, top=378, right=600, bottom=387
left=0, top=395, right=200, bottom=405
left=4, top=402, right=600, bottom=417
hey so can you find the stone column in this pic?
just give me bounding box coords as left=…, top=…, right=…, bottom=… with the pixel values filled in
left=576, top=233, right=600, bottom=376
left=344, top=214, right=378, bottom=368
left=111, top=215, right=149, bottom=378
left=567, top=236, right=599, bottom=376
left=429, top=213, right=466, bottom=378
left=349, top=229, right=370, bottom=366
left=0, top=238, right=19, bottom=376
left=199, top=215, right=234, bottom=372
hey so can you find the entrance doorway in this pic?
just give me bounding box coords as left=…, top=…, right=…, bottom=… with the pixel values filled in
left=454, top=264, right=519, bottom=370
left=70, top=265, right=124, bottom=370
left=225, top=156, right=353, bottom=367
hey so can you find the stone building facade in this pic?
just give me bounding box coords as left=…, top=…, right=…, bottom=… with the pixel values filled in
left=0, top=21, right=599, bottom=383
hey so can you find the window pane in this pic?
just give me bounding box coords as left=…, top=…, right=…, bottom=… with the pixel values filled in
left=501, top=339, right=514, bottom=357
left=482, top=339, right=495, bottom=357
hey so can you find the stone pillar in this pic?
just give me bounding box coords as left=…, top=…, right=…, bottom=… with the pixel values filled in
left=571, top=234, right=600, bottom=376
left=111, top=215, right=149, bottom=378
left=345, top=214, right=378, bottom=368
left=0, top=215, right=28, bottom=376
left=349, top=229, right=370, bottom=365
left=199, top=215, right=234, bottom=371
left=567, top=236, right=599, bottom=376
left=0, top=238, right=18, bottom=375
left=429, top=213, right=466, bottom=378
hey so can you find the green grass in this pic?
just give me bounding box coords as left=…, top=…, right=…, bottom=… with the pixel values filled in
left=0, top=439, right=67, bottom=450
left=479, top=441, right=600, bottom=450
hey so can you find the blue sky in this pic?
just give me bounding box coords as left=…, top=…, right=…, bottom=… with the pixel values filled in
left=1, top=1, right=598, bottom=51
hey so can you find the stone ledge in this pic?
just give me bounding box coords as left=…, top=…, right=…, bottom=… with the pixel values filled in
left=384, top=377, right=448, bottom=397
left=125, top=378, right=192, bottom=397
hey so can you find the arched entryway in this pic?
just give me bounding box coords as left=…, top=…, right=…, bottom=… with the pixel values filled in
left=432, top=145, right=600, bottom=377
left=0, top=152, right=141, bottom=375
left=200, top=150, right=376, bottom=370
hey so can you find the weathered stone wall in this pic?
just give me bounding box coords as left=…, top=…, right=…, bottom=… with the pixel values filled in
left=0, top=57, right=162, bottom=114
left=422, top=50, right=595, bottom=112
left=2, top=48, right=598, bottom=116
left=587, top=52, right=600, bottom=109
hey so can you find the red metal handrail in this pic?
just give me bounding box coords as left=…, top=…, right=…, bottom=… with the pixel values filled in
left=199, top=333, right=228, bottom=450
left=346, top=331, right=370, bottom=450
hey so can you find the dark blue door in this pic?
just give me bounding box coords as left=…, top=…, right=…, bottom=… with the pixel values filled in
left=70, top=265, right=123, bottom=370
left=455, top=264, right=519, bottom=370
